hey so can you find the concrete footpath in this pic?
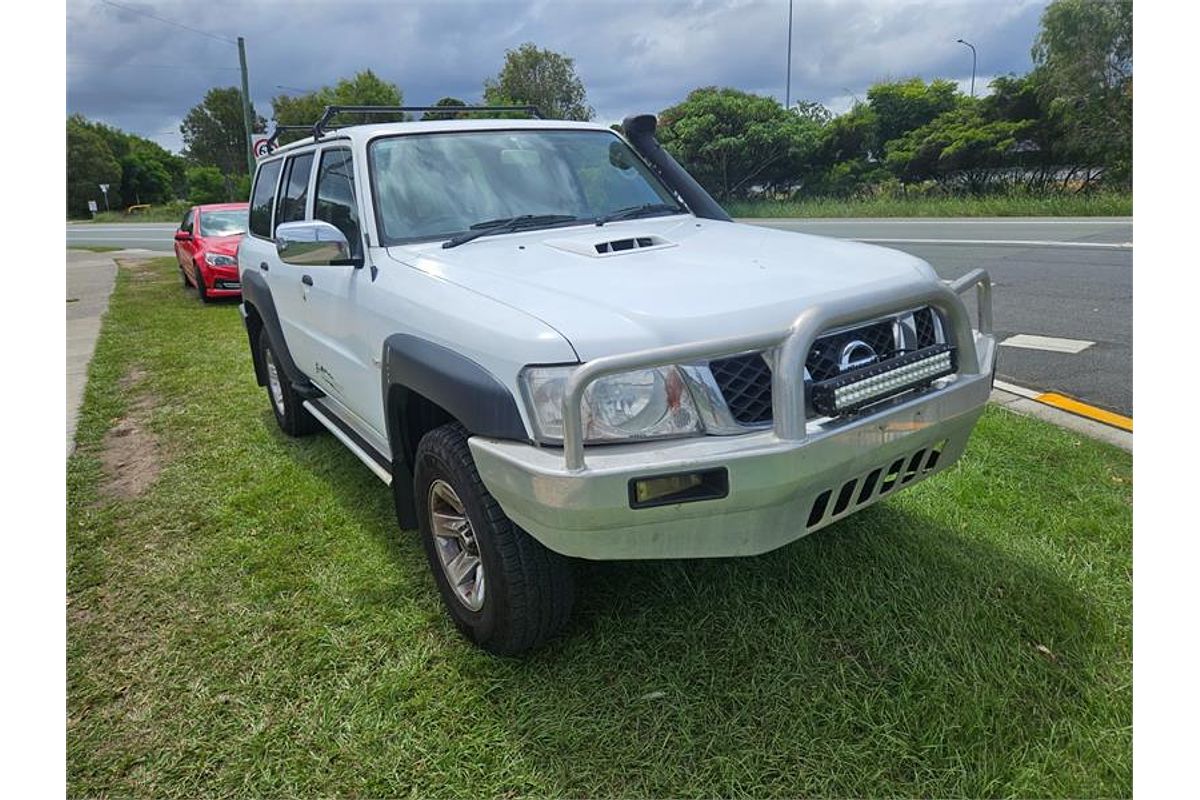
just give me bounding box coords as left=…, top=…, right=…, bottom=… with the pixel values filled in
left=66, top=250, right=120, bottom=455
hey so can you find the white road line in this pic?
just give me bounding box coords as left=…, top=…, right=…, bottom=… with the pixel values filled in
left=851, top=237, right=1132, bottom=249
left=1000, top=334, right=1095, bottom=354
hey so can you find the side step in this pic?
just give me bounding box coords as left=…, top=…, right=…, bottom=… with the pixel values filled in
left=302, top=400, right=392, bottom=485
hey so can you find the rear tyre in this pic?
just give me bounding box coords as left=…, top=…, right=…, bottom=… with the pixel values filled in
left=414, top=423, right=574, bottom=655
left=256, top=329, right=319, bottom=437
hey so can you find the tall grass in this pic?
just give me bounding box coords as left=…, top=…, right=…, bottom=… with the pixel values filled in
left=727, top=191, right=1132, bottom=218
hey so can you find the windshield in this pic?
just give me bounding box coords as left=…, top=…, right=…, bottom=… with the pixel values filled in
left=368, top=130, right=685, bottom=245
left=199, top=209, right=248, bottom=238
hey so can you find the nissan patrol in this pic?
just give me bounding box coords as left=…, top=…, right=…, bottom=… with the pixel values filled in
left=238, top=105, right=995, bottom=654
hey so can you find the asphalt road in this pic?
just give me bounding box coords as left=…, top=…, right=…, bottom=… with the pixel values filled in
left=67, top=216, right=1133, bottom=415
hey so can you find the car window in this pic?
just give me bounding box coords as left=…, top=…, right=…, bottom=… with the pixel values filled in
left=314, top=148, right=361, bottom=258
left=249, top=160, right=283, bottom=238
left=180, top=209, right=194, bottom=234
left=199, top=209, right=248, bottom=238
left=276, top=152, right=315, bottom=229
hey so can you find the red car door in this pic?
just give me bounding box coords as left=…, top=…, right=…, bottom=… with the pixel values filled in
left=175, top=208, right=198, bottom=282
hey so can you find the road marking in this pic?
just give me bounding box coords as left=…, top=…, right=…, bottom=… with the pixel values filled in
left=993, top=379, right=1132, bottom=432
left=1034, top=392, right=1133, bottom=432
left=851, top=237, right=1132, bottom=250
left=1000, top=334, right=1095, bottom=354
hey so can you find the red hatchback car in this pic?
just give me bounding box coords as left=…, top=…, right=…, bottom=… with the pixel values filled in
left=174, top=203, right=250, bottom=302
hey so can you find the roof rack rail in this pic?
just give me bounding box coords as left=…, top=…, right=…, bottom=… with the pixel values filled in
left=311, top=104, right=545, bottom=139
left=265, top=124, right=316, bottom=153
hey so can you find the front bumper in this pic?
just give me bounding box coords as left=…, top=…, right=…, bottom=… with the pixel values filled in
left=469, top=270, right=996, bottom=560
left=201, top=263, right=241, bottom=296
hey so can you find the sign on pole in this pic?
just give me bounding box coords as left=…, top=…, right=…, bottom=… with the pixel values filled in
left=252, top=137, right=271, bottom=160
left=87, top=199, right=98, bottom=218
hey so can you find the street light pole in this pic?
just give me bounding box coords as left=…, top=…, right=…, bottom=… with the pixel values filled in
left=237, top=36, right=255, bottom=174
left=785, top=0, right=794, bottom=109
left=956, top=38, right=977, bottom=98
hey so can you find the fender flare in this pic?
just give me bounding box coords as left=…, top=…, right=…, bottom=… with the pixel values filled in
left=381, top=334, right=529, bottom=447
left=240, top=269, right=319, bottom=396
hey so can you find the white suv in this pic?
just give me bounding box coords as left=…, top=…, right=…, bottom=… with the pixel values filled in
left=238, top=106, right=995, bottom=654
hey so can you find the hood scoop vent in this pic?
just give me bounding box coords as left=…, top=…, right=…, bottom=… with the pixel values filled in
left=544, top=233, right=677, bottom=258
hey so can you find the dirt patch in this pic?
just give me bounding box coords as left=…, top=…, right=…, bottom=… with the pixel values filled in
left=117, top=258, right=165, bottom=282
left=99, top=370, right=162, bottom=500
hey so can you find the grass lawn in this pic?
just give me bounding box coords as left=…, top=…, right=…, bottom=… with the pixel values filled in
left=74, top=203, right=192, bottom=224
left=727, top=191, right=1132, bottom=218
left=69, top=245, right=124, bottom=253
left=67, top=257, right=1132, bottom=798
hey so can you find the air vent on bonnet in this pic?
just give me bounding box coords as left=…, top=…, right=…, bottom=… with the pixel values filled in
left=595, top=236, right=659, bottom=254
left=543, top=233, right=676, bottom=258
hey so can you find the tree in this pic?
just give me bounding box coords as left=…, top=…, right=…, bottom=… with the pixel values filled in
left=1031, top=0, right=1132, bottom=183
left=884, top=106, right=1029, bottom=192
left=483, top=43, right=593, bottom=120
left=186, top=166, right=227, bottom=205
left=271, top=70, right=403, bottom=139
left=181, top=87, right=265, bottom=176
left=656, top=87, right=824, bottom=200
left=867, top=78, right=963, bottom=148
left=66, top=118, right=122, bottom=217
left=422, top=96, right=468, bottom=120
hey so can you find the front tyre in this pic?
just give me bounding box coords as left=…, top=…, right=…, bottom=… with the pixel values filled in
left=256, top=329, right=319, bottom=437
left=195, top=268, right=213, bottom=304
left=415, top=423, right=574, bottom=655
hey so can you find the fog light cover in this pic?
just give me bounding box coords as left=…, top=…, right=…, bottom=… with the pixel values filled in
left=810, top=344, right=956, bottom=416
left=629, top=468, right=729, bottom=509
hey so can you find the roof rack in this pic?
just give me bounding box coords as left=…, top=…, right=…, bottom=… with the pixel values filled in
left=265, top=124, right=317, bottom=153
left=311, top=104, right=545, bottom=140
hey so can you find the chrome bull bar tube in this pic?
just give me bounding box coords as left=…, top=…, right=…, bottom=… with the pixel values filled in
left=562, top=272, right=992, bottom=472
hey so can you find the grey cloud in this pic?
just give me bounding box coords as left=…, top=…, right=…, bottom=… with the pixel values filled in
left=67, top=0, right=1047, bottom=152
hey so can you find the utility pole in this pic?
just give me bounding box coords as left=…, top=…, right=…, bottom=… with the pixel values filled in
left=237, top=36, right=255, bottom=173
left=956, top=38, right=977, bottom=98
left=785, top=0, right=794, bottom=110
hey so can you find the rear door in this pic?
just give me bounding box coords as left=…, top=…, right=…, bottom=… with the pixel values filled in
left=269, top=151, right=320, bottom=373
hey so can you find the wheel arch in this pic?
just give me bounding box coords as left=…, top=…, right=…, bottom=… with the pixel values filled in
left=382, top=334, right=530, bottom=529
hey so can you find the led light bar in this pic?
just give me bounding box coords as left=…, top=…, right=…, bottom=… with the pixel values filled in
left=810, top=344, right=957, bottom=416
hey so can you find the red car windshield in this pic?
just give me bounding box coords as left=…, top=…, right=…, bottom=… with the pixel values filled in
left=200, top=209, right=248, bottom=237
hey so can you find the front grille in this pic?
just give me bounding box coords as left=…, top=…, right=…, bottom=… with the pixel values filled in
left=708, top=307, right=946, bottom=425
left=913, top=307, right=938, bottom=348
left=804, top=319, right=897, bottom=382
left=709, top=353, right=773, bottom=424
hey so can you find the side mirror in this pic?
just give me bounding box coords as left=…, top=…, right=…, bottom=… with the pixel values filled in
left=275, top=220, right=362, bottom=267
left=174, top=230, right=192, bottom=241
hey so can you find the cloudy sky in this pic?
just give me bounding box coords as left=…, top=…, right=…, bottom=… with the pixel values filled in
left=67, top=0, right=1049, bottom=153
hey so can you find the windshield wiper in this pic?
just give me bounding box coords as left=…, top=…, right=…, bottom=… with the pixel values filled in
left=442, top=214, right=578, bottom=249
left=594, top=203, right=685, bottom=226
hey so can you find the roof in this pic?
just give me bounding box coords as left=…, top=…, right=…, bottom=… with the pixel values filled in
left=269, top=117, right=614, bottom=155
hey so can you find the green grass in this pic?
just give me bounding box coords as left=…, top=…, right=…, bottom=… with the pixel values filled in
left=728, top=191, right=1132, bottom=218
left=69, top=245, right=124, bottom=253
left=68, top=257, right=1132, bottom=798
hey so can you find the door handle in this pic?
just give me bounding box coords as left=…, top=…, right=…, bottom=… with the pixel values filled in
left=259, top=261, right=269, bottom=272
left=301, top=275, right=314, bottom=286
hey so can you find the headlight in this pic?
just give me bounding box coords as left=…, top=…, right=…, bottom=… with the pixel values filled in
left=205, top=253, right=236, bottom=266
left=521, top=365, right=703, bottom=443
